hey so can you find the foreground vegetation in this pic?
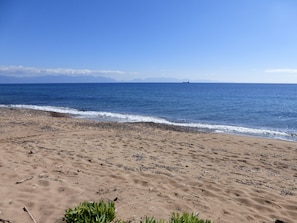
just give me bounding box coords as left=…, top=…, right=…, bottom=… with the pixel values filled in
left=65, top=200, right=211, bottom=223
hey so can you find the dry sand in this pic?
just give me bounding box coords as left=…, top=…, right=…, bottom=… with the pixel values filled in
left=0, top=108, right=296, bottom=223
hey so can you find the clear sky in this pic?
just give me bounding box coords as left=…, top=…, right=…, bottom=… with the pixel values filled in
left=1, top=0, right=297, bottom=83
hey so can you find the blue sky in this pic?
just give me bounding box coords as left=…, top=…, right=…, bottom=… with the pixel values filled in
left=1, top=0, right=297, bottom=83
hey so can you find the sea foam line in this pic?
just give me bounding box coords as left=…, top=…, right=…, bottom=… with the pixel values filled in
left=0, top=104, right=171, bottom=123
left=0, top=104, right=291, bottom=139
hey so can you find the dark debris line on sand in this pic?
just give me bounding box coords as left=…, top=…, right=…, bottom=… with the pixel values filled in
left=0, top=219, right=12, bottom=223
left=275, top=220, right=287, bottom=223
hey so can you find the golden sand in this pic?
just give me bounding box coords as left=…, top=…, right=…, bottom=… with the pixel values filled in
left=0, top=108, right=296, bottom=223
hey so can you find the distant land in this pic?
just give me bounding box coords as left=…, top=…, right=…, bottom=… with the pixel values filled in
left=0, top=74, right=216, bottom=84
left=131, top=77, right=191, bottom=83
left=0, top=75, right=116, bottom=84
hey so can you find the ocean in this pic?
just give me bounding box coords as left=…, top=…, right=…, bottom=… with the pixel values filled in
left=0, top=83, right=297, bottom=141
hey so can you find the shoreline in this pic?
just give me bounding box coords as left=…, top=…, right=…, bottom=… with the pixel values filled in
left=1, top=105, right=296, bottom=142
left=0, top=107, right=296, bottom=223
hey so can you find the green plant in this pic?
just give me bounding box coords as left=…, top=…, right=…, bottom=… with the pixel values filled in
left=64, top=200, right=211, bottom=223
left=140, top=216, right=165, bottom=223
left=114, top=220, right=130, bottom=223
left=170, top=213, right=211, bottom=223
left=65, top=200, right=115, bottom=223
left=140, top=213, right=211, bottom=223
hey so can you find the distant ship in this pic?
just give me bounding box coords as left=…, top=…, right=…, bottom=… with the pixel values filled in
left=182, top=81, right=190, bottom=84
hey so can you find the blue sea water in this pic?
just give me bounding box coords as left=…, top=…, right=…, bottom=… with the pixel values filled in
left=1, top=83, right=297, bottom=141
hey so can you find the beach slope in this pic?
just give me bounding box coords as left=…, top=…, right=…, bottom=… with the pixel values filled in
left=0, top=108, right=296, bottom=223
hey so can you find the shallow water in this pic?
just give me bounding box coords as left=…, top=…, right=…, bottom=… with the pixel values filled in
left=1, top=83, right=297, bottom=141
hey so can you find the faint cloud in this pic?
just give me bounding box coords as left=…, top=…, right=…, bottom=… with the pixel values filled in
left=0, top=65, right=136, bottom=77
left=265, top=68, right=297, bottom=74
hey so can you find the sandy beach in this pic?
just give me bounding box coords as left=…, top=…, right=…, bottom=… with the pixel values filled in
left=0, top=108, right=296, bottom=223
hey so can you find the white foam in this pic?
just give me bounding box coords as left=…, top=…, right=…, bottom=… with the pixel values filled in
left=1, top=104, right=83, bottom=115
left=0, top=104, right=292, bottom=140
left=175, top=122, right=288, bottom=136
left=0, top=104, right=171, bottom=123
left=83, top=112, right=170, bottom=124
